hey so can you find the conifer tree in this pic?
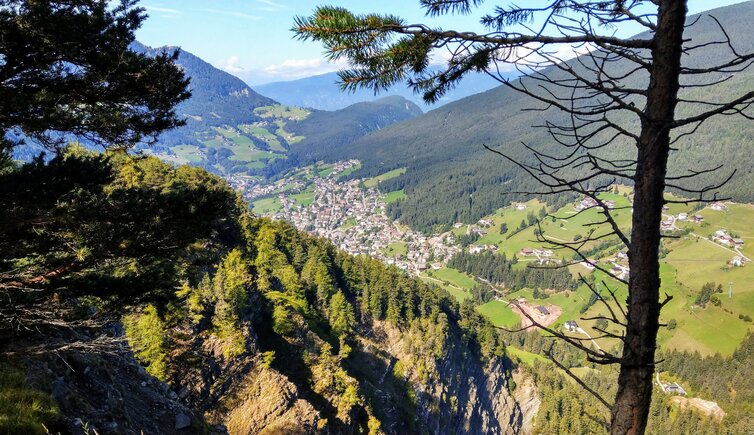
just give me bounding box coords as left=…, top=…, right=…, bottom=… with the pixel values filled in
left=294, top=2, right=754, bottom=433
left=0, top=0, right=190, bottom=155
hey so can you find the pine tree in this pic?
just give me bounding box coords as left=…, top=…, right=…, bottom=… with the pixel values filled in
left=0, top=0, right=190, bottom=155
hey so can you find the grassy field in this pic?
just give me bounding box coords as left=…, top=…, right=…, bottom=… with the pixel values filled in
left=507, top=346, right=551, bottom=366
left=449, top=189, right=754, bottom=356
left=384, top=189, right=406, bottom=204
left=171, top=145, right=204, bottom=163
left=341, top=217, right=357, bottom=230
left=318, top=164, right=335, bottom=177
left=477, top=300, right=520, bottom=328
left=427, top=267, right=476, bottom=289
left=291, top=187, right=315, bottom=207
left=382, top=241, right=408, bottom=258
left=229, top=147, right=284, bottom=163
left=419, top=275, right=472, bottom=303
left=336, top=163, right=362, bottom=179
left=660, top=236, right=754, bottom=355
left=254, top=105, right=309, bottom=120
left=364, top=168, right=406, bottom=188
left=471, top=199, right=547, bottom=256
left=238, top=124, right=287, bottom=152
left=442, top=284, right=473, bottom=303
left=215, top=126, right=256, bottom=148
left=252, top=197, right=283, bottom=214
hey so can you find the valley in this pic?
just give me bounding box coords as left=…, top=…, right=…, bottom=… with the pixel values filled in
left=5, top=1, right=754, bottom=434
left=244, top=163, right=754, bottom=360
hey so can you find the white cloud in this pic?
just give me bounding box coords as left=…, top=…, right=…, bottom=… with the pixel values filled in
left=142, top=5, right=182, bottom=15
left=263, top=58, right=342, bottom=76
left=255, top=0, right=289, bottom=10
left=198, top=8, right=261, bottom=20
left=222, top=56, right=244, bottom=74
left=216, top=57, right=349, bottom=85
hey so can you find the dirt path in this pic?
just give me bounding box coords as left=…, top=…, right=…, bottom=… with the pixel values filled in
left=576, top=327, right=603, bottom=351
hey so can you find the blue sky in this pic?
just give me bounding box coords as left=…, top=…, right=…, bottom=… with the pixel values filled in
left=135, top=0, right=748, bottom=85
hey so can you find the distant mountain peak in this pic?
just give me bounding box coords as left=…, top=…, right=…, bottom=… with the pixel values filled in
left=255, top=70, right=516, bottom=111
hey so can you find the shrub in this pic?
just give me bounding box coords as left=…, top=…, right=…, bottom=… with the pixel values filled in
left=262, top=351, right=276, bottom=368
left=123, top=305, right=168, bottom=380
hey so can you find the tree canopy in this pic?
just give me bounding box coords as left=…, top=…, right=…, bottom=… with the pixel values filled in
left=0, top=0, right=190, bottom=155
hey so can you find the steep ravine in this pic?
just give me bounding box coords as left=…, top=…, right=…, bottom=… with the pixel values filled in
left=21, top=309, right=537, bottom=434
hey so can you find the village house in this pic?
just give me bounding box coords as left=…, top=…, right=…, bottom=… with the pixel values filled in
left=661, top=219, right=676, bottom=231
left=710, top=202, right=728, bottom=211
left=564, top=320, right=579, bottom=332
left=535, top=306, right=551, bottom=318
left=730, top=256, right=745, bottom=267
left=691, top=214, right=704, bottom=223
left=663, top=383, right=687, bottom=396
left=576, top=197, right=598, bottom=211
left=521, top=247, right=534, bottom=256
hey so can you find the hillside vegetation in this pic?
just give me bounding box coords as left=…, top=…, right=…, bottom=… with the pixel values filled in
left=0, top=150, right=522, bottom=434
left=318, top=2, right=754, bottom=233
left=130, top=43, right=423, bottom=178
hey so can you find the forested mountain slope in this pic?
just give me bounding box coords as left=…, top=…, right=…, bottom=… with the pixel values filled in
left=286, top=96, right=423, bottom=163
left=322, top=1, right=754, bottom=232
left=131, top=43, right=422, bottom=177
left=0, top=149, right=527, bottom=434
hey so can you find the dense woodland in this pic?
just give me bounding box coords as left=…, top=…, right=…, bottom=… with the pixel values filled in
left=1, top=149, right=506, bottom=433
left=448, top=251, right=576, bottom=293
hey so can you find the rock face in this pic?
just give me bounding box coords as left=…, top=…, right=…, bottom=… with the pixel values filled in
left=26, top=350, right=202, bottom=435
left=351, top=321, right=527, bottom=434
left=22, top=295, right=530, bottom=434
left=224, top=368, right=321, bottom=434
left=512, top=371, right=542, bottom=434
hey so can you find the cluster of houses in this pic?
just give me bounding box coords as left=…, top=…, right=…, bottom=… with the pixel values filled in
left=520, top=247, right=558, bottom=264
left=230, top=173, right=306, bottom=203
left=712, top=229, right=745, bottom=248
left=252, top=163, right=461, bottom=276
left=575, top=196, right=616, bottom=211
left=469, top=244, right=499, bottom=254
left=661, top=209, right=704, bottom=232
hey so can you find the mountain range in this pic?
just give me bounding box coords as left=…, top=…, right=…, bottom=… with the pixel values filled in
left=256, top=70, right=516, bottom=111
left=309, top=1, right=754, bottom=232
left=130, top=42, right=423, bottom=177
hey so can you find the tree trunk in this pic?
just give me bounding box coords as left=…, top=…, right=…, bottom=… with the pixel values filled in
left=610, top=1, right=687, bottom=434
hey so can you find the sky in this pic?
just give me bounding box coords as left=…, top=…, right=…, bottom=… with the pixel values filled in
left=134, top=0, right=749, bottom=85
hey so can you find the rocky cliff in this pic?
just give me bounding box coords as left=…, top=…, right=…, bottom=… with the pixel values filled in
left=17, top=306, right=533, bottom=434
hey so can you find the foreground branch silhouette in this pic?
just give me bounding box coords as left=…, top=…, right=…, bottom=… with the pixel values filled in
left=294, top=1, right=754, bottom=433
